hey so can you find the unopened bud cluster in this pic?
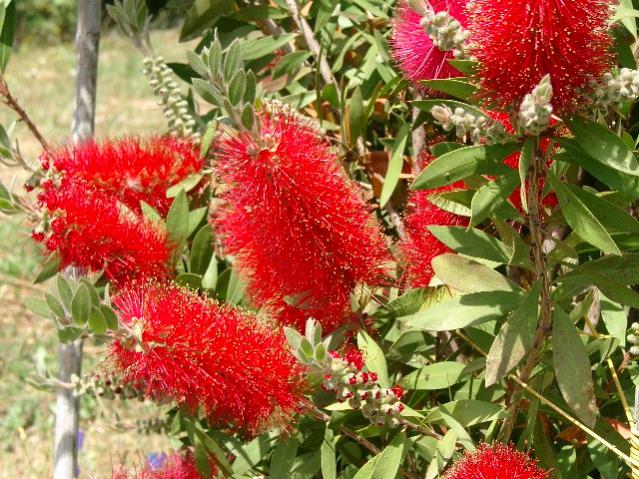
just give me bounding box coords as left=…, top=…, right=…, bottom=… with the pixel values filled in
left=420, top=10, right=471, bottom=60
left=323, top=350, right=405, bottom=427
left=288, top=319, right=406, bottom=428
left=588, top=68, right=639, bottom=111
left=143, top=57, right=199, bottom=141
left=74, top=372, right=143, bottom=401
left=628, top=322, right=639, bottom=356
left=431, top=105, right=511, bottom=145
left=518, top=74, right=553, bottom=136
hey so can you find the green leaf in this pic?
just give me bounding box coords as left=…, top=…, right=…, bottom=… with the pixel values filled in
left=432, top=254, right=520, bottom=293
left=548, top=173, right=621, bottom=255
left=56, top=275, right=74, bottom=310
left=380, top=124, right=409, bottom=207
left=140, top=201, right=163, bottom=227
left=375, top=287, right=444, bottom=319
left=166, top=189, right=190, bottom=248
left=192, top=78, right=222, bottom=105
left=404, top=290, right=523, bottom=331
left=45, top=293, right=66, bottom=319
left=190, top=226, right=214, bottom=275
left=201, top=255, right=218, bottom=290
left=188, top=207, right=208, bottom=237
left=228, top=70, right=246, bottom=106
left=348, top=86, right=365, bottom=146
left=180, top=0, right=234, bottom=41
left=242, top=33, right=297, bottom=61
left=270, top=438, right=298, bottom=478
left=557, top=138, right=639, bottom=198
left=447, top=59, right=478, bottom=75
left=566, top=117, right=639, bottom=176
left=222, top=38, right=244, bottom=82
left=100, top=304, right=119, bottom=330
left=357, top=330, right=389, bottom=387
left=192, top=425, right=234, bottom=477
left=175, top=273, right=202, bottom=289
left=420, top=79, right=478, bottom=101
left=402, top=361, right=466, bottom=390
left=424, top=400, right=506, bottom=427
left=273, top=51, right=310, bottom=79
left=552, top=308, right=598, bottom=427
left=370, top=432, right=407, bottom=479
left=320, top=427, right=337, bottom=479
left=24, top=297, right=50, bottom=318
left=88, top=307, right=107, bottom=335
left=412, top=143, right=519, bottom=191
left=58, top=326, right=83, bottom=343
left=166, top=173, right=204, bottom=198
left=560, top=184, right=639, bottom=234
left=429, top=226, right=513, bottom=265
left=34, top=255, right=61, bottom=284
left=600, top=297, right=627, bottom=347
left=0, top=0, right=15, bottom=72
left=470, top=171, right=520, bottom=226
left=485, top=283, right=540, bottom=386
left=71, top=284, right=92, bottom=325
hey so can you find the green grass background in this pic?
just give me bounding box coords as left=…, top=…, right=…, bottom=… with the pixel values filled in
left=0, top=29, right=196, bottom=479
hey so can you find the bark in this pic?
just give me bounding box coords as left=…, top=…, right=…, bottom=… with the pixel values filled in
left=53, top=2, right=101, bottom=478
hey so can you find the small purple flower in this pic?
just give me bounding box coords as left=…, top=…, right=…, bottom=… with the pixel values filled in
left=76, top=430, right=85, bottom=450
left=147, top=452, right=168, bottom=471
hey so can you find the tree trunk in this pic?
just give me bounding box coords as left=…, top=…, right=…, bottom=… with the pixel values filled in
left=53, top=2, right=101, bottom=479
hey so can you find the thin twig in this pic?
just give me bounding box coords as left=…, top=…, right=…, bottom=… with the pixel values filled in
left=283, top=0, right=337, bottom=86
left=500, top=138, right=554, bottom=442
left=0, top=74, right=50, bottom=151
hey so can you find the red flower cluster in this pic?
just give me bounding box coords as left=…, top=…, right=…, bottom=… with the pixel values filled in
left=390, top=0, right=469, bottom=85
left=41, top=136, right=202, bottom=215
left=468, top=0, right=614, bottom=112
left=444, top=443, right=550, bottom=479
left=110, top=282, right=305, bottom=435
left=401, top=150, right=468, bottom=288
left=113, top=452, right=216, bottom=479
left=36, top=180, right=172, bottom=284
left=32, top=136, right=202, bottom=283
left=213, top=102, right=390, bottom=332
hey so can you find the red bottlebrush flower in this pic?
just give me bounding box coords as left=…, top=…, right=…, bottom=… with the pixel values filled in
left=401, top=149, right=468, bottom=288
left=111, top=282, right=305, bottom=435
left=113, top=452, right=216, bottom=479
left=444, top=443, right=550, bottom=479
left=468, top=0, right=614, bottom=113
left=36, top=180, right=172, bottom=284
left=213, top=103, right=390, bottom=332
left=42, top=136, right=203, bottom=215
left=390, top=0, right=469, bottom=85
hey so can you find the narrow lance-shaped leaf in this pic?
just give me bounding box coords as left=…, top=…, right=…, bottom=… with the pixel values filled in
left=547, top=172, right=621, bottom=255
left=485, top=282, right=540, bottom=386
left=432, top=254, right=521, bottom=293
left=552, top=307, right=598, bottom=427
left=380, top=124, right=409, bottom=207
left=469, top=171, right=521, bottom=227
left=412, top=143, right=520, bottom=191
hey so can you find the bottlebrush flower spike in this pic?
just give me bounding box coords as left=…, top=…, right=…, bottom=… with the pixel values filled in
left=35, top=180, right=172, bottom=284
left=113, top=452, right=216, bottom=479
left=41, top=136, right=203, bottom=215
left=390, top=0, right=469, bottom=85
left=468, top=0, right=614, bottom=113
left=110, top=282, right=305, bottom=435
left=213, top=102, right=390, bottom=332
left=401, top=149, right=467, bottom=288
left=444, top=443, right=550, bottom=479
